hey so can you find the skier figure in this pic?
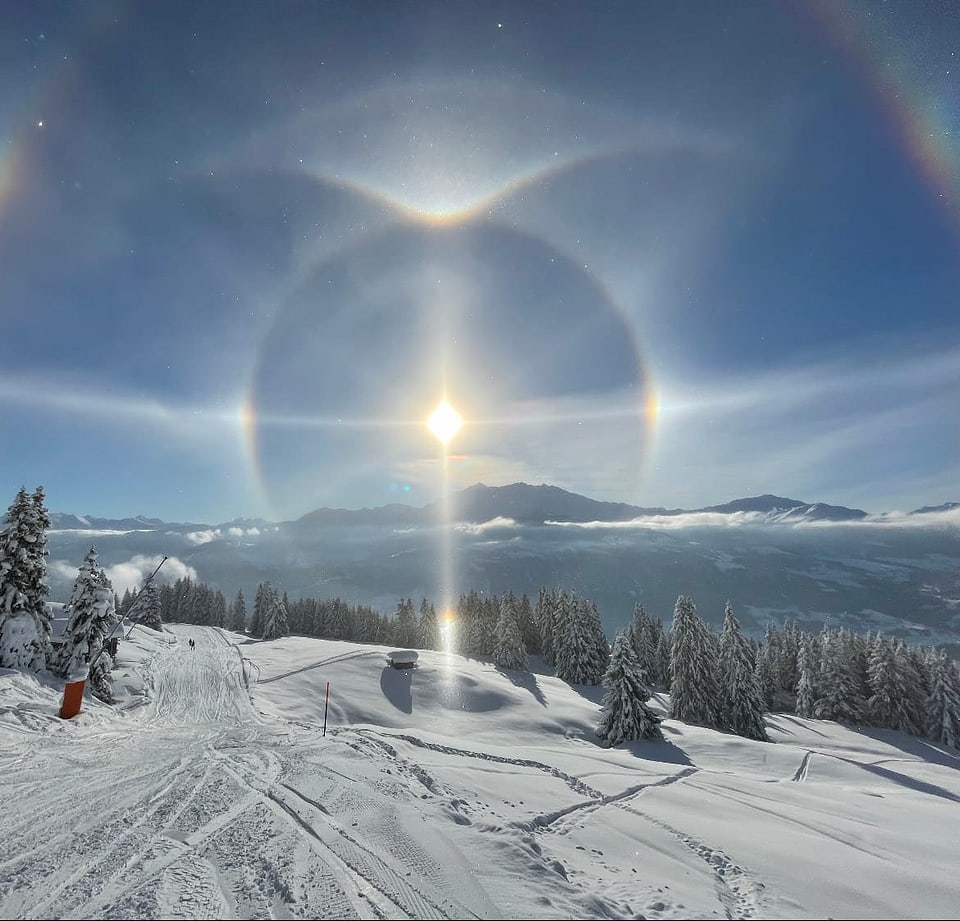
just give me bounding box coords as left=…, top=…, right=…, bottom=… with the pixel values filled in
left=189, top=638, right=195, bottom=649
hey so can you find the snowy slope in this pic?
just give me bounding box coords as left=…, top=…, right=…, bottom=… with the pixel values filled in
left=2, top=626, right=959, bottom=920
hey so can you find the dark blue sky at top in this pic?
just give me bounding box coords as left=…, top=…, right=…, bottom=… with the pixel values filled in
left=0, top=0, right=957, bottom=522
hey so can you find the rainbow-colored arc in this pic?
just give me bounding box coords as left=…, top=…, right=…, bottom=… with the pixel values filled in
left=804, top=1, right=960, bottom=248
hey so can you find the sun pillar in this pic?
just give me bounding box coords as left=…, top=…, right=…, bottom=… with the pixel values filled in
left=427, top=400, right=462, bottom=654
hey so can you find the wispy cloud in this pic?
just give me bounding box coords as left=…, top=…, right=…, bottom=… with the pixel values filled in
left=646, top=342, right=960, bottom=513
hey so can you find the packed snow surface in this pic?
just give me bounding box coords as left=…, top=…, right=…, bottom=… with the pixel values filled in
left=2, top=624, right=959, bottom=920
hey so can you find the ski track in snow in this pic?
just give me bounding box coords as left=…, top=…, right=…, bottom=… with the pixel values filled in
left=258, top=648, right=384, bottom=684
left=0, top=627, right=836, bottom=920
left=0, top=630, right=511, bottom=921
left=339, top=727, right=775, bottom=920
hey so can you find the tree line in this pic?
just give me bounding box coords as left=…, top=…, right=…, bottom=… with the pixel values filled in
left=2, top=485, right=959, bottom=751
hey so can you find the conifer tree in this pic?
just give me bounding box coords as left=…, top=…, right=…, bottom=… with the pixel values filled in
left=628, top=602, right=653, bottom=673
left=119, top=587, right=134, bottom=617
left=250, top=582, right=267, bottom=637
left=642, top=615, right=666, bottom=674
left=537, top=586, right=561, bottom=666
left=755, top=623, right=780, bottom=710
left=417, top=597, right=440, bottom=650
left=815, top=629, right=866, bottom=724
left=717, top=601, right=768, bottom=740
left=866, top=635, right=924, bottom=734
left=57, top=546, right=117, bottom=701
left=262, top=585, right=290, bottom=640
left=794, top=633, right=819, bottom=718
left=596, top=632, right=663, bottom=746
left=470, top=596, right=498, bottom=657
left=669, top=594, right=719, bottom=727
left=555, top=592, right=608, bottom=685
left=211, top=590, right=227, bottom=628
left=493, top=593, right=529, bottom=671
left=229, top=590, right=247, bottom=633
left=394, top=597, right=418, bottom=648
left=517, top=593, right=540, bottom=655
left=456, top=591, right=479, bottom=656
left=137, top=581, right=163, bottom=631
left=924, top=649, right=960, bottom=750
left=0, top=487, right=49, bottom=671
left=778, top=620, right=802, bottom=695
left=28, top=486, right=52, bottom=659
left=639, top=612, right=667, bottom=686
left=652, top=628, right=671, bottom=688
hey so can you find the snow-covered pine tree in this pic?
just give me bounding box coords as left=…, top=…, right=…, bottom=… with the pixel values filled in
left=119, top=587, right=134, bottom=617
left=493, top=593, right=529, bottom=672
left=0, top=487, right=49, bottom=671
left=229, top=590, right=247, bottom=633
left=471, top=596, right=499, bottom=657
left=555, top=592, right=608, bottom=685
left=211, top=589, right=227, bottom=628
left=652, top=628, right=671, bottom=688
left=777, top=620, right=802, bottom=696
left=596, top=632, right=663, bottom=746
left=137, top=581, right=163, bottom=631
left=755, top=623, right=780, bottom=710
left=417, top=597, right=440, bottom=650
left=262, top=585, right=290, bottom=640
left=57, top=546, right=117, bottom=702
left=28, top=486, right=52, bottom=662
left=628, top=601, right=650, bottom=662
left=329, top=598, right=350, bottom=639
left=394, top=597, right=418, bottom=648
left=250, top=582, right=267, bottom=637
left=536, top=586, right=561, bottom=666
left=517, top=593, right=540, bottom=655
left=794, top=632, right=819, bottom=718
left=450, top=592, right=469, bottom=655
left=866, top=635, right=924, bottom=734
left=924, top=649, right=960, bottom=750
left=717, top=601, right=768, bottom=741
left=815, top=628, right=866, bottom=724
left=668, top=594, right=719, bottom=727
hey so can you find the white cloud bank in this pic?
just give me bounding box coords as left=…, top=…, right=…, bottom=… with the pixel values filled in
left=104, top=555, right=197, bottom=595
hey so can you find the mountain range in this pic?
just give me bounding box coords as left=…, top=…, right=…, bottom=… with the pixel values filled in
left=45, top=483, right=960, bottom=652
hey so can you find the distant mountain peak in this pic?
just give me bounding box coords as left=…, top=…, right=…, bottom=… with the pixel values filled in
left=701, top=495, right=867, bottom=521
left=909, top=501, right=960, bottom=515
left=703, top=495, right=808, bottom=513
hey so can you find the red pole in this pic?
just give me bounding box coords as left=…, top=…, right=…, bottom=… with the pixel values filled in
left=323, top=681, right=330, bottom=736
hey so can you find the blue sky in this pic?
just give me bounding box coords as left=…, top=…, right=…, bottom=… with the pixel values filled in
left=0, top=1, right=957, bottom=523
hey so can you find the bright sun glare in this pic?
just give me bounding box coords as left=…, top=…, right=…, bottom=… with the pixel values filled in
left=427, top=400, right=463, bottom=444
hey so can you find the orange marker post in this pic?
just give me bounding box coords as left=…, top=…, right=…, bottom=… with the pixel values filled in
left=59, top=664, right=89, bottom=719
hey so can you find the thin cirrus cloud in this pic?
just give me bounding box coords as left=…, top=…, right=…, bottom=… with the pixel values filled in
left=647, top=342, right=959, bottom=512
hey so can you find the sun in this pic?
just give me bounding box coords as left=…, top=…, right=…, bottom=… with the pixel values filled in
left=427, top=400, right=463, bottom=444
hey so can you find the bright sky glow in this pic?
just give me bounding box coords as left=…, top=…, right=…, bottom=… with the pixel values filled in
left=427, top=400, right=462, bottom=445
left=0, top=2, right=957, bottom=521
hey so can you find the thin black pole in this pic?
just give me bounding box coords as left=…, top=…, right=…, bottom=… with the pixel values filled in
left=323, top=681, right=330, bottom=736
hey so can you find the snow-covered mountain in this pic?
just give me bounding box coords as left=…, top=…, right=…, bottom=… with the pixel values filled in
left=44, top=483, right=960, bottom=650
